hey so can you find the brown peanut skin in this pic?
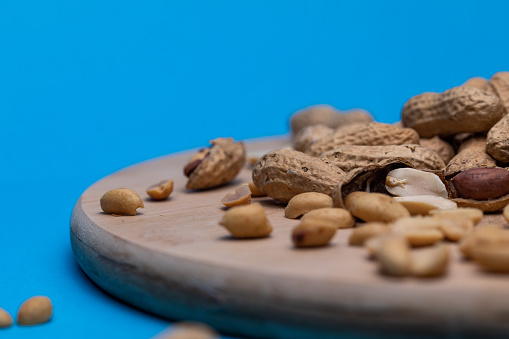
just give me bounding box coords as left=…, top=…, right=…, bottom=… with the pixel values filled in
left=319, top=144, right=445, bottom=172
left=486, top=113, right=509, bottom=162
left=252, top=149, right=344, bottom=204
left=186, top=138, right=246, bottom=190
left=305, top=122, right=420, bottom=157
left=451, top=167, right=509, bottom=200
left=401, top=86, right=505, bottom=138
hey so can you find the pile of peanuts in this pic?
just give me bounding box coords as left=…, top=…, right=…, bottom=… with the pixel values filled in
left=100, top=72, right=509, bottom=279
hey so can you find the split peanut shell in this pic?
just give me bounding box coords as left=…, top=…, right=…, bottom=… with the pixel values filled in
left=185, top=137, right=246, bottom=190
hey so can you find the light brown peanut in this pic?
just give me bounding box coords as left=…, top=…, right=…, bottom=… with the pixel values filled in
left=445, top=135, right=497, bottom=177
left=305, top=122, right=420, bottom=157
left=292, top=220, right=337, bottom=248
left=348, top=222, right=390, bottom=246
left=248, top=181, right=266, bottom=197
left=411, top=244, right=450, bottom=278
left=185, top=137, right=246, bottom=190
left=290, top=104, right=373, bottom=136
left=458, top=225, right=503, bottom=259
left=154, top=322, right=219, bottom=339
left=146, top=180, right=174, bottom=200
left=419, top=136, right=455, bottom=164
left=100, top=188, right=144, bottom=216
left=390, top=216, right=444, bottom=247
left=301, top=207, right=355, bottom=229
left=488, top=71, right=509, bottom=114
left=466, top=226, right=509, bottom=272
left=487, top=113, right=509, bottom=162
left=0, top=308, right=12, bottom=328
left=347, top=192, right=410, bottom=223
left=434, top=214, right=474, bottom=242
left=394, top=196, right=457, bottom=215
left=429, top=207, right=484, bottom=225
left=377, top=235, right=412, bottom=276
left=319, top=144, right=445, bottom=173
left=17, top=296, right=53, bottom=326
left=219, top=203, right=272, bottom=238
left=285, top=192, right=333, bottom=219
left=401, top=86, right=505, bottom=138
left=252, top=149, right=344, bottom=204
left=221, top=185, right=252, bottom=208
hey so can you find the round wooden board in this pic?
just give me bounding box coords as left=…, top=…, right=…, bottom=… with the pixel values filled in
left=71, top=137, right=509, bottom=339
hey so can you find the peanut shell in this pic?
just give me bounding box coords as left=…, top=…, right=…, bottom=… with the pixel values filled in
left=401, top=86, right=505, bottom=138
left=486, top=113, right=509, bottom=162
left=419, top=136, right=455, bottom=164
left=462, top=76, right=488, bottom=90
left=185, top=137, right=246, bottom=190
left=488, top=71, right=509, bottom=114
left=293, top=124, right=334, bottom=152
left=252, top=149, right=344, bottom=204
left=305, top=122, right=420, bottom=157
left=319, top=144, right=445, bottom=172
left=445, top=135, right=497, bottom=177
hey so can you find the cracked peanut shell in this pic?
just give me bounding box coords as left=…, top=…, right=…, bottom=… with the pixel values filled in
left=319, top=144, right=445, bottom=172
left=445, top=135, right=497, bottom=177
left=252, top=149, right=344, bottom=204
left=305, top=122, right=420, bottom=157
left=185, top=137, right=246, bottom=190
left=401, top=86, right=505, bottom=138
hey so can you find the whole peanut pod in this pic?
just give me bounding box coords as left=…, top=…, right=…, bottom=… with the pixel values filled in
left=305, top=122, right=420, bottom=157
left=401, top=86, right=505, bottom=138
left=252, top=149, right=344, bottom=204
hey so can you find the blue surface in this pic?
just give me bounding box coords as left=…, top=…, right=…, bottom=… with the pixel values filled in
left=1, top=1, right=509, bottom=338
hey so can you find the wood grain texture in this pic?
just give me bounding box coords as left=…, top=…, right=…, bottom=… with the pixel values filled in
left=71, top=136, right=509, bottom=339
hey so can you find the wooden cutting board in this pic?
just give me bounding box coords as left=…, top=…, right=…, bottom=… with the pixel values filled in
left=71, top=137, right=509, bottom=339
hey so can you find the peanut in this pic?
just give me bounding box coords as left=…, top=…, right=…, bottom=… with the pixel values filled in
left=0, top=308, right=12, bottom=328
left=445, top=135, right=497, bottom=177
left=419, top=136, right=455, bottom=164
left=504, top=204, right=509, bottom=224
left=466, top=226, right=509, bottom=272
left=17, top=296, right=52, bottom=326
left=488, top=71, right=509, bottom=114
left=293, top=124, right=334, bottom=152
left=146, top=180, right=174, bottom=200
left=252, top=149, right=344, bottom=204
left=429, top=207, right=483, bottom=225
left=434, top=214, right=474, bottom=242
left=394, top=196, right=457, bottom=215
left=292, top=220, right=337, bottom=248
left=185, top=137, right=246, bottom=190
left=486, top=113, right=509, bottom=162
left=390, top=216, right=444, bottom=247
left=100, top=188, right=144, bottom=216
left=221, top=185, right=252, bottom=208
left=458, top=225, right=502, bottom=259
left=284, top=192, right=333, bottom=219
left=385, top=168, right=448, bottom=198
left=290, top=104, right=373, bottom=136
left=450, top=167, right=509, bottom=200
left=301, top=207, right=355, bottom=229
left=305, top=122, right=420, bottom=156
left=377, top=235, right=412, bottom=276
left=154, top=322, right=219, bottom=339
left=319, top=144, right=445, bottom=173
left=401, top=86, right=505, bottom=138
left=348, top=222, right=390, bottom=246
left=248, top=181, right=266, bottom=197
left=462, top=76, right=489, bottom=90
left=410, top=244, right=449, bottom=278
left=347, top=192, right=410, bottom=223
left=219, top=203, right=272, bottom=238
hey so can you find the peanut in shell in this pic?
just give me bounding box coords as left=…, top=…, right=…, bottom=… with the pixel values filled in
left=185, top=137, right=246, bottom=190
left=486, top=113, right=509, bottom=162
left=252, top=149, right=344, bottom=204
left=488, top=71, right=509, bottom=114
left=401, top=86, right=505, bottom=138
left=419, top=136, right=455, bottom=164
left=305, top=122, right=420, bottom=157
left=319, top=144, right=445, bottom=173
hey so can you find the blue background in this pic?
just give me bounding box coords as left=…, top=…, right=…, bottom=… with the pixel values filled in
left=1, top=1, right=508, bottom=338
